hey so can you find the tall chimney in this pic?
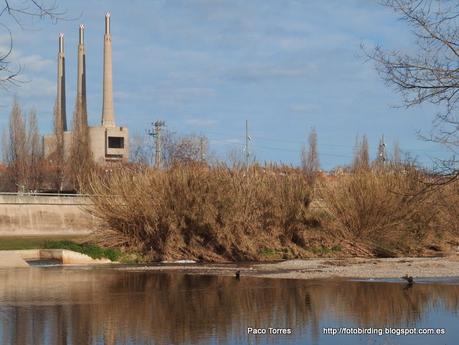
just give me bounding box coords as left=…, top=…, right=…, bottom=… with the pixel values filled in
left=56, top=33, right=67, bottom=132
left=76, top=24, right=88, bottom=126
left=101, top=12, right=115, bottom=127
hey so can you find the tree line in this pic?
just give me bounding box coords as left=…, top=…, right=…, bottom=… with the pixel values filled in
left=1, top=99, right=42, bottom=191
left=0, top=98, right=95, bottom=192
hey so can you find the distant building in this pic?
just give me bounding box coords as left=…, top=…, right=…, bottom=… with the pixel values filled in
left=43, top=13, right=129, bottom=163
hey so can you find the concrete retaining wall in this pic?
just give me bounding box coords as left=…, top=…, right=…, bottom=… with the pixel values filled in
left=0, top=194, right=98, bottom=236
left=0, top=249, right=111, bottom=267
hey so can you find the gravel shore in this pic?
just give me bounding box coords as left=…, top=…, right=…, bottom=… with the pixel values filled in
left=119, top=256, right=459, bottom=280
left=253, top=256, right=459, bottom=279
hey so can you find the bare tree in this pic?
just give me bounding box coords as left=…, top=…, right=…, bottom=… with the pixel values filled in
left=1, top=127, right=7, bottom=162
left=129, top=130, right=211, bottom=168
left=352, top=135, right=370, bottom=171
left=162, top=131, right=209, bottom=167
left=129, top=132, right=152, bottom=166
left=2, top=100, right=45, bottom=191
left=366, top=0, right=459, bottom=176
left=27, top=108, right=42, bottom=190
left=6, top=98, right=27, bottom=190
left=0, top=1, right=66, bottom=87
left=226, top=146, right=245, bottom=167
left=301, top=127, right=320, bottom=184
left=47, top=102, right=65, bottom=191
left=0, top=127, right=14, bottom=191
left=393, top=139, right=402, bottom=165
left=69, top=105, right=93, bottom=190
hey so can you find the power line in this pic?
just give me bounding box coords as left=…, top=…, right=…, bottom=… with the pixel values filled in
left=251, top=144, right=355, bottom=158
left=155, top=119, right=451, bottom=155
left=205, top=131, right=449, bottom=155
left=158, top=127, right=451, bottom=165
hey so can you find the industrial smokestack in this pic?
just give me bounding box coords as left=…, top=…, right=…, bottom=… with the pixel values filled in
left=79, top=23, right=84, bottom=45
left=101, top=12, right=115, bottom=127
left=56, top=33, right=67, bottom=132
left=59, top=33, right=64, bottom=54
left=76, top=24, right=88, bottom=126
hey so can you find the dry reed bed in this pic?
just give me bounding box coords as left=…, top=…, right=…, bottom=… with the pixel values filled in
left=86, top=165, right=314, bottom=261
left=85, top=165, right=459, bottom=261
left=318, top=169, right=459, bottom=256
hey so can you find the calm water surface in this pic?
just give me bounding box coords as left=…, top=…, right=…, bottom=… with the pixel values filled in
left=0, top=267, right=458, bottom=345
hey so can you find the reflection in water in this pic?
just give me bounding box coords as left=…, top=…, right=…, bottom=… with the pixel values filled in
left=0, top=268, right=458, bottom=345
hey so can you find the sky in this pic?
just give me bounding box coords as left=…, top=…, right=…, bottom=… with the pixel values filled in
left=0, top=0, right=450, bottom=170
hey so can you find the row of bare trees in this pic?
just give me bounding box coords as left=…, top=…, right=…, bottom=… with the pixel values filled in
left=1, top=99, right=42, bottom=191
left=301, top=128, right=408, bottom=182
left=0, top=97, right=95, bottom=192
left=0, top=0, right=81, bottom=192
left=352, top=135, right=401, bottom=172
left=130, top=130, right=210, bottom=168
left=129, top=124, right=409, bottom=182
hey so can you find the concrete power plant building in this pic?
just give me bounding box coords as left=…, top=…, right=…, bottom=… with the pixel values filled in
left=44, top=13, right=129, bottom=163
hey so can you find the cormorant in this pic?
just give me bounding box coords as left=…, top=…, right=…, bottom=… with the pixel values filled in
left=235, top=270, right=241, bottom=280
left=402, top=275, right=414, bottom=285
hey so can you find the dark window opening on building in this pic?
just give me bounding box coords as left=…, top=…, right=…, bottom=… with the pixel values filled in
left=108, top=136, right=124, bottom=149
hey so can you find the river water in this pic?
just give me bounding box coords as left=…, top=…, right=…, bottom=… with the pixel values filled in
left=0, top=267, right=458, bottom=345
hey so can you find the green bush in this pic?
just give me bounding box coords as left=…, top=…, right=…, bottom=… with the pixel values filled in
left=44, top=240, right=121, bottom=261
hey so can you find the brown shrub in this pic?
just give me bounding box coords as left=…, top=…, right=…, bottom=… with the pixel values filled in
left=85, top=164, right=314, bottom=261
left=319, top=168, right=459, bottom=256
left=85, top=163, right=459, bottom=261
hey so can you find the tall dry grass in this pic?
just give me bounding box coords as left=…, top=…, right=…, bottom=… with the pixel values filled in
left=85, top=163, right=459, bottom=261
left=85, top=164, right=315, bottom=261
left=318, top=167, right=459, bottom=256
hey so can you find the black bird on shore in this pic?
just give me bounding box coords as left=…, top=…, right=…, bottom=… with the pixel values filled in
left=235, top=270, right=241, bottom=280
left=402, top=275, right=414, bottom=285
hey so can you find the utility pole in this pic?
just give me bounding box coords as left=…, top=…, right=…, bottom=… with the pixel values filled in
left=149, top=120, right=165, bottom=169
left=377, top=134, right=387, bottom=164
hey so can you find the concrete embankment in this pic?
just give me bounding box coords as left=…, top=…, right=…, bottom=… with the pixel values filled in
left=0, top=249, right=111, bottom=267
left=0, top=194, right=98, bottom=236
left=0, top=251, right=30, bottom=268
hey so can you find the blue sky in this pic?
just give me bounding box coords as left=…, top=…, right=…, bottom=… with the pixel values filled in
left=0, top=0, right=449, bottom=169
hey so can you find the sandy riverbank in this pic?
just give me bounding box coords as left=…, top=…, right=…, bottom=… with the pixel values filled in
left=118, top=256, right=459, bottom=280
